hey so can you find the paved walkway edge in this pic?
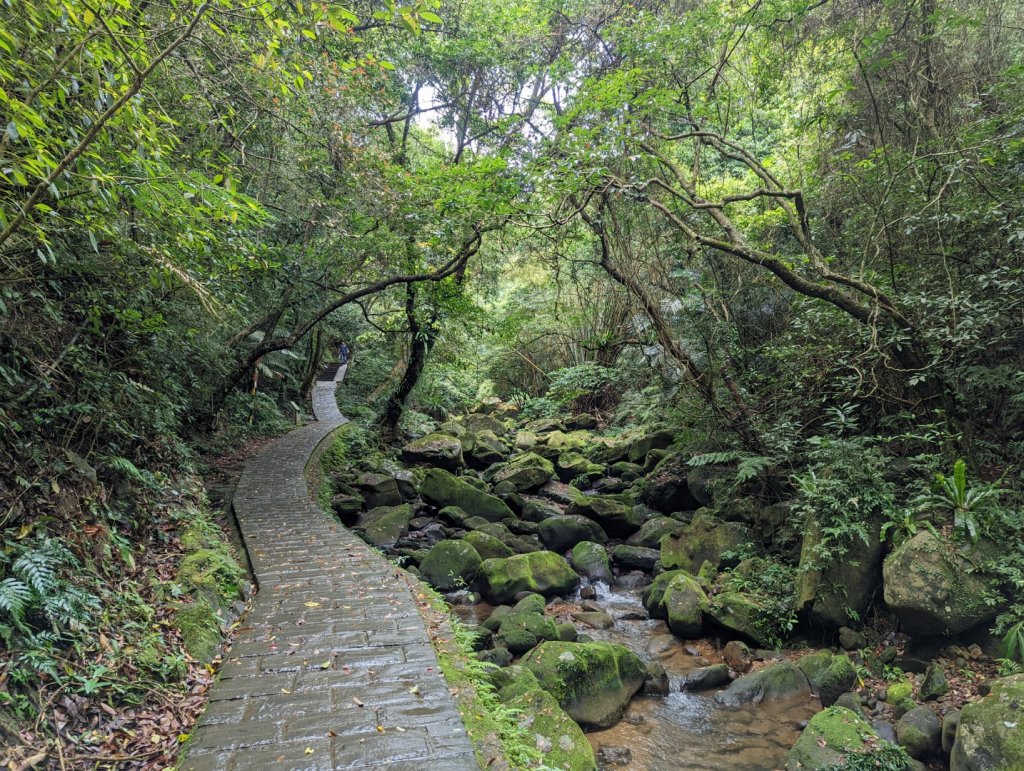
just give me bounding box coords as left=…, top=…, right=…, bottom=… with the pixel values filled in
left=182, top=369, right=479, bottom=771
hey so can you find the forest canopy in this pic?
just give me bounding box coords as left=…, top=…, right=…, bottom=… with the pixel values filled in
left=1, top=0, right=1022, bottom=763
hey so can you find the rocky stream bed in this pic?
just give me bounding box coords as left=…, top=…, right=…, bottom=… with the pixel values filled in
left=324, top=402, right=1024, bottom=770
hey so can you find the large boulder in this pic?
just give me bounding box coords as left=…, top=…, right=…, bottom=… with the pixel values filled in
left=642, top=570, right=702, bottom=619
left=505, top=688, right=596, bottom=771
left=495, top=610, right=560, bottom=655
left=539, top=515, right=608, bottom=553
left=477, top=552, right=580, bottom=604
left=640, top=453, right=700, bottom=513
left=706, top=591, right=774, bottom=647
left=660, top=512, right=751, bottom=573
left=463, top=530, right=515, bottom=559
left=419, top=468, right=514, bottom=522
left=660, top=573, right=708, bottom=638
left=627, top=429, right=675, bottom=463
left=610, top=545, right=660, bottom=572
left=462, top=430, right=510, bottom=468
left=795, top=652, right=857, bottom=707
left=951, top=673, right=1024, bottom=770
left=566, top=497, right=641, bottom=538
left=897, top=706, right=941, bottom=760
left=418, top=540, right=482, bottom=591
left=400, top=433, right=464, bottom=470
left=556, top=452, right=602, bottom=484
left=354, top=472, right=403, bottom=508
left=796, top=511, right=883, bottom=628
left=357, top=504, right=414, bottom=548
left=714, top=662, right=811, bottom=709
left=521, top=641, right=647, bottom=729
left=491, top=452, right=556, bottom=492
left=626, top=516, right=687, bottom=549
left=882, top=531, right=999, bottom=636
left=785, top=706, right=910, bottom=770
left=460, top=413, right=508, bottom=436
left=570, top=541, right=613, bottom=584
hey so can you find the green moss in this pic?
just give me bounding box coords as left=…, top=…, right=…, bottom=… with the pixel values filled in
left=478, top=552, right=580, bottom=604
left=786, top=706, right=912, bottom=770
left=463, top=530, right=515, bottom=559
left=177, top=548, right=243, bottom=606
left=520, top=641, right=647, bottom=729
left=175, top=600, right=222, bottom=662
left=419, top=589, right=545, bottom=770
left=507, top=689, right=597, bottom=771
left=420, top=468, right=513, bottom=521
left=796, top=652, right=857, bottom=707
left=419, top=540, right=482, bottom=591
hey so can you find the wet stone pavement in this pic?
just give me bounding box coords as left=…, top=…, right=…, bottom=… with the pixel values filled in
left=182, top=368, right=478, bottom=770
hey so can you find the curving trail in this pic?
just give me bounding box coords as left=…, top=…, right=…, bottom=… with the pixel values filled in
left=182, top=366, right=477, bottom=771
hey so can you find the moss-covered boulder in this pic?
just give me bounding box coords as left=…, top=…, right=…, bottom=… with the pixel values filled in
left=463, top=429, right=510, bottom=468
left=539, top=480, right=588, bottom=507
left=951, top=673, right=1024, bottom=770
left=627, top=429, right=675, bottom=463
left=660, top=511, right=751, bottom=573
left=491, top=452, right=556, bottom=492
left=463, top=530, right=515, bottom=559
left=556, top=452, right=601, bottom=483
left=896, top=706, right=941, bottom=760
left=521, top=498, right=563, bottom=523
left=661, top=573, right=708, bottom=638
left=882, top=530, right=998, bottom=636
left=357, top=504, right=414, bottom=548
left=640, top=453, right=700, bottom=513
left=401, top=432, right=464, bottom=470
left=418, top=540, right=482, bottom=591
left=706, top=591, right=774, bottom=647
left=785, top=707, right=912, bottom=770
left=796, top=511, right=883, bottom=628
left=714, top=661, right=811, bottom=709
left=175, top=600, right=222, bottom=662
left=795, top=652, right=857, bottom=707
left=460, top=413, right=508, bottom=436
left=477, top=552, right=580, bottom=604
left=539, top=515, right=608, bottom=553
left=570, top=541, right=613, bottom=584
left=521, top=641, right=647, bottom=729
left=419, top=468, right=514, bottom=522
left=566, top=497, right=641, bottom=538
left=495, top=610, right=560, bottom=655
left=641, top=569, right=698, bottom=619
left=626, top=516, right=687, bottom=549
left=546, top=430, right=593, bottom=454
left=610, top=544, right=660, bottom=572
left=506, top=689, right=596, bottom=771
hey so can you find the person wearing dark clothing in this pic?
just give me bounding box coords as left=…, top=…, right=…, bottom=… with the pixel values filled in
left=338, top=341, right=350, bottom=365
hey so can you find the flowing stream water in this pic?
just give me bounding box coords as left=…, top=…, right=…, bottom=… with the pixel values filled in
left=572, top=583, right=820, bottom=770
left=454, top=582, right=821, bottom=770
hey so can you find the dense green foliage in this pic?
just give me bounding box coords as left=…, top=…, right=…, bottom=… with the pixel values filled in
left=2, top=0, right=1023, bottom=761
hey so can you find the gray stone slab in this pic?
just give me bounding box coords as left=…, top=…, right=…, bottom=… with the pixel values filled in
left=183, top=368, right=477, bottom=769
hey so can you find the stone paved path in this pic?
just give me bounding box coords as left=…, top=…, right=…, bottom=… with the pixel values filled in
left=182, top=368, right=478, bottom=770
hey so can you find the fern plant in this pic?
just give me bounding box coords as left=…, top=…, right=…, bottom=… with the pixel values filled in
left=688, top=450, right=777, bottom=489
left=0, top=537, right=100, bottom=647
left=915, top=459, right=1006, bottom=542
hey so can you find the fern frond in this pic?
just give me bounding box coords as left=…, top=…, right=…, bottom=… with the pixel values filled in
left=106, top=455, right=145, bottom=481
left=12, top=552, right=56, bottom=595
left=688, top=451, right=745, bottom=467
